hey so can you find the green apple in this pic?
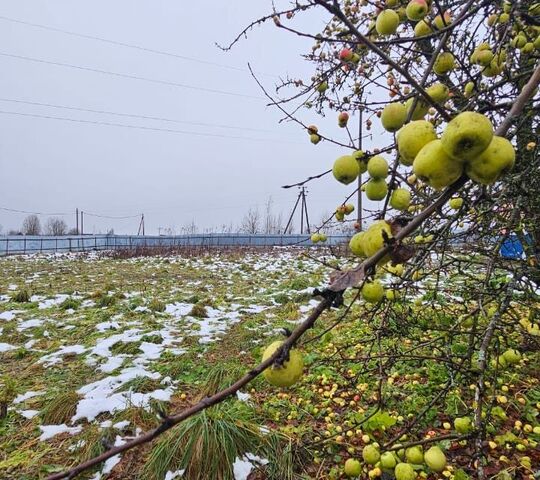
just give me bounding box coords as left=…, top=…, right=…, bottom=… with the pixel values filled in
left=365, top=179, right=388, bottom=200
left=405, top=97, right=429, bottom=120
left=390, top=188, right=411, bottom=211
left=353, top=150, right=368, bottom=174
left=405, top=445, right=423, bottom=464
left=262, top=341, right=304, bottom=387
left=426, top=82, right=449, bottom=103
left=502, top=348, right=521, bottom=365
left=454, top=416, right=472, bottom=433
left=394, top=463, right=416, bottom=480
left=362, top=280, right=385, bottom=303
left=363, top=221, right=392, bottom=256
left=434, top=52, right=455, bottom=75
left=465, top=135, right=515, bottom=184
left=414, top=19, right=432, bottom=36
left=376, top=9, right=400, bottom=35
left=413, top=139, right=463, bottom=190
left=333, top=155, right=360, bottom=184
left=380, top=451, right=397, bottom=469
left=397, top=120, right=437, bottom=166
left=406, top=0, right=429, bottom=21
left=449, top=197, right=463, bottom=209
left=424, top=446, right=446, bottom=472
left=349, top=232, right=367, bottom=257
left=441, top=111, right=494, bottom=161
left=368, top=155, right=389, bottom=179
left=344, top=458, right=362, bottom=477
left=381, top=102, right=408, bottom=132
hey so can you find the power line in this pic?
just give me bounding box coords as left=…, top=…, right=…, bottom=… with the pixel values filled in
left=0, top=14, right=276, bottom=78
left=0, top=97, right=279, bottom=134
left=83, top=211, right=141, bottom=219
left=0, top=206, right=71, bottom=216
left=0, top=109, right=300, bottom=144
left=0, top=51, right=264, bottom=100
left=0, top=206, right=142, bottom=220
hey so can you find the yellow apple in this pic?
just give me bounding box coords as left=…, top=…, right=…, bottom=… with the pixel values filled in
left=333, top=155, right=360, bottom=184
left=413, top=139, right=463, bottom=189
left=262, top=341, right=304, bottom=387
left=465, top=135, right=515, bottom=184
left=376, top=9, right=400, bottom=35
left=365, top=179, right=389, bottom=200
left=397, top=120, right=438, bottom=166
left=441, top=111, right=493, bottom=161
left=381, top=102, right=408, bottom=132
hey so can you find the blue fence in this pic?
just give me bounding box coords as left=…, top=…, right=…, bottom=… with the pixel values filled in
left=0, top=234, right=349, bottom=256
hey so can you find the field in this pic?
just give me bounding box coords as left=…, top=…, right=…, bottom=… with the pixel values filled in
left=0, top=248, right=539, bottom=479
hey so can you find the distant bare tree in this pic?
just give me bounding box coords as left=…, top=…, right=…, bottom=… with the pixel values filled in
left=263, top=197, right=284, bottom=234
left=22, top=215, right=41, bottom=235
left=240, top=207, right=261, bottom=234
left=67, top=227, right=79, bottom=235
left=45, top=217, right=68, bottom=236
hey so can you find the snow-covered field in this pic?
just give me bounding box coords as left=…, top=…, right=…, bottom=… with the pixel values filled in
left=0, top=249, right=327, bottom=479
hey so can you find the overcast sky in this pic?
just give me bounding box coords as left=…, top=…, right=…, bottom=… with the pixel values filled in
left=0, top=1, right=383, bottom=234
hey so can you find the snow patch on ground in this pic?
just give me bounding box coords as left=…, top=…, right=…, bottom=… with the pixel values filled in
left=165, top=302, right=194, bottom=317
left=165, top=470, right=185, bottom=480
left=233, top=453, right=269, bottom=480
left=73, top=366, right=172, bottom=421
left=0, top=342, right=16, bottom=352
left=0, top=310, right=22, bottom=321
left=99, top=355, right=126, bottom=373
left=19, top=410, right=39, bottom=419
left=13, top=390, right=45, bottom=404
left=96, top=321, right=121, bottom=332
left=17, top=318, right=45, bottom=331
left=39, top=424, right=82, bottom=441
left=37, top=294, right=71, bottom=310
left=236, top=391, right=251, bottom=402
left=38, top=345, right=87, bottom=367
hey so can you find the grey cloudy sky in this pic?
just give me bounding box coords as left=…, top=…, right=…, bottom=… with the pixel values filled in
left=0, top=1, right=382, bottom=234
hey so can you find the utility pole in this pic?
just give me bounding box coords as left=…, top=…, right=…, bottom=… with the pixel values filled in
left=357, top=108, right=364, bottom=230
left=80, top=211, right=84, bottom=235
left=76, top=208, right=79, bottom=234
left=137, top=214, right=145, bottom=235
left=284, top=186, right=311, bottom=234
left=301, top=187, right=310, bottom=234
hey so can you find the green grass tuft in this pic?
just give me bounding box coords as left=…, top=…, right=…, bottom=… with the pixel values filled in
left=148, top=299, right=166, bottom=312
left=11, top=289, right=30, bottom=303
left=115, top=376, right=162, bottom=394
left=189, top=303, right=208, bottom=318
left=201, top=363, right=246, bottom=396
left=143, top=401, right=265, bottom=480
left=0, top=376, right=17, bottom=419
left=110, top=341, right=141, bottom=355
left=41, top=390, right=80, bottom=424
left=59, top=297, right=81, bottom=310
